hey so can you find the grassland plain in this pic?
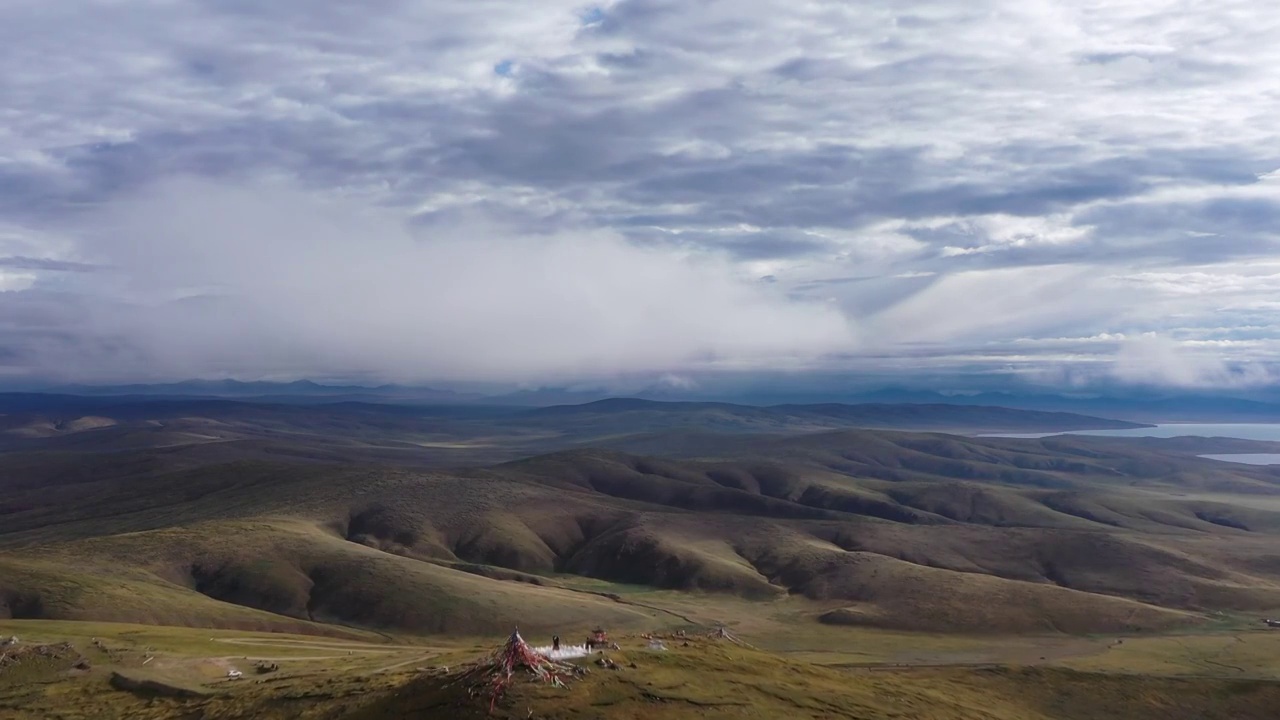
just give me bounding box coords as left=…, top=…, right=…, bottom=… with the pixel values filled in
left=6, top=396, right=1280, bottom=717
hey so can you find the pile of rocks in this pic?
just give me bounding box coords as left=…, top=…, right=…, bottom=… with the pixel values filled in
left=0, top=642, right=78, bottom=672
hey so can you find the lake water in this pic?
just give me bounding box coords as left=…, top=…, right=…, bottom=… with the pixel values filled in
left=984, top=423, right=1280, bottom=441
left=1199, top=454, right=1280, bottom=466
left=982, top=423, right=1280, bottom=465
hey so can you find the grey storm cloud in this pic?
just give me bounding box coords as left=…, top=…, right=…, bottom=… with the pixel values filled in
left=2, top=0, right=1280, bottom=386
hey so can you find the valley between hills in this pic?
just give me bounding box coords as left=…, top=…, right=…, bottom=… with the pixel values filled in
left=4, top=394, right=1280, bottom=719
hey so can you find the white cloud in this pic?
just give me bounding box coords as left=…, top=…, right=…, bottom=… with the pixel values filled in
left=1111, top=333, right=1279, bottom=388
left=1009, top=333, right=1128, bottom=347
left=938, top=214, right=1092, bottom=257
left=1135, top=270, right=1280, bottom=291
left=0, top=271, right=36, bottom=292
left=655, top=373, right=698, bottom=390
left=2, top=0, right=1280, bottom=387
left=860, top=264, right=1124, bottom=347
left=4, top=177, right=854, bottom=383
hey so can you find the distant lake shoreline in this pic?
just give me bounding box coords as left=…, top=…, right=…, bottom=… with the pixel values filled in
left=1198, top=453, right=1280, bottom=466
left=981, top=423, right=1280, bottom=466
left=981, top=423, right=1280, bottom=442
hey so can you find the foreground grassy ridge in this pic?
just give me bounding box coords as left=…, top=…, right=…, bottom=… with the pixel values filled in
left=0, top=620, right=457, bottom=720
left=385, top=649, right=1280, bottom=720
left=7, top=621, right=1280, bottom=720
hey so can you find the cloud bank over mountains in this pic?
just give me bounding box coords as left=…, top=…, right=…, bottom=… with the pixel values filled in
left=2, top=0, right=1279, bottom=387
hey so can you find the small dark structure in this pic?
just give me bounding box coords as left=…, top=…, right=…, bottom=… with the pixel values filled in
left=586, top=628, right=608, bottom=651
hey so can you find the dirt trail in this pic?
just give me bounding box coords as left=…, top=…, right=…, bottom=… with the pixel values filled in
left=553, top=586, right=702, bottom=626
left=214, top=653, right=396, bottom=662
left=210, top=637, right=442, bottom=673
left=369, top=653, right=439, bottom=674
left=212, top=638, right=428, bottom=651
left=837, top=662, right=1005, bottom=672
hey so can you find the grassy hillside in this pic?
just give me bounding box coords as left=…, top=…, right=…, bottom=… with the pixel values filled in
left=5, top=424, right=1280, bottom=638
left=4, top=394, right=1280, bottom=642
left=2, top=519, right=667, bottom=635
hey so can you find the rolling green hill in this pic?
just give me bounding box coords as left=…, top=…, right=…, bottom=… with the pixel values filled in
left=5, top=396, right=1280, bottom=718
left=4, top=406, right=1280, bottom=638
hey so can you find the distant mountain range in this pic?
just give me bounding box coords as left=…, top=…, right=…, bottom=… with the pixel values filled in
left=803, top=389, right=1280, bottom=423
left=15, top=379, right=1280, bottom=421
left=526, top=397, right=1148, bottom=430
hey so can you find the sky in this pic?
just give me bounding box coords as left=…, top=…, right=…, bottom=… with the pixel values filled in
left=3, top=0, right=1280, bottom=392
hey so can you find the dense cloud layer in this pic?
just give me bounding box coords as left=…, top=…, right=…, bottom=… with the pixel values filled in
left=2, top=0, right=1279, bottom=386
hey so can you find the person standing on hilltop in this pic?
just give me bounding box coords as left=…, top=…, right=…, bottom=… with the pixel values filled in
left=552, top=635, right=560, bottom=652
